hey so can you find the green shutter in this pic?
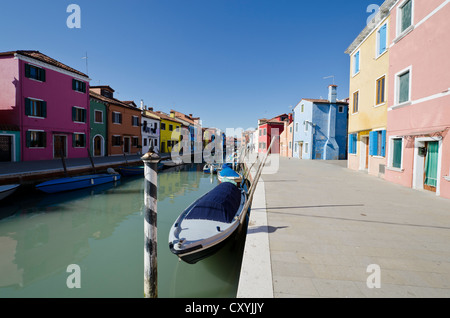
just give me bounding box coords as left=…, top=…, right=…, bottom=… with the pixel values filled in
left=25, top=64, right=31, bottom=78
left=39, top=68, right=46, bottom=82
left=72, top=107, right=76, bottom=121
left=26, top=131, right=31, bottom=148
left=42, top=101, right=47, bottom=118
left=392, top=139, right=402, bottom=169
left=82, top=82, right=86, bottom=93
left=42, top=132, right=47, bottom=148
left=25, top=98, right=31, bottom=116
left=72, top=79, right=76, bottom=90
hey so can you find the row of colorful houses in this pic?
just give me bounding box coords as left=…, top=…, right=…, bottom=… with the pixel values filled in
left=243, top=0, right=450, bottom=199
left=0, top=50, right=219, bottom=163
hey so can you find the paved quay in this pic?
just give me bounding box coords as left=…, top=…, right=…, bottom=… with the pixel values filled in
left=238, top=156, right=450, bottom=298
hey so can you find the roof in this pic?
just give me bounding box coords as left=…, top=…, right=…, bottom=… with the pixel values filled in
left=142, top=110, right=161, bottom=121
left=91, top=85, right=115, bottom=92
left=170, top=110, right=200, bottom=126
left=154, top=111, right=184, bottom=125
left=302, top=98, right=349, bottom=105
left=89, top=90, right=141, bottom=112
left=0, top=50, right=88, bottom=78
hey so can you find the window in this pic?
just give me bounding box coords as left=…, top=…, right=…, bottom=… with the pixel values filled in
left=72, top=107, right=87, bottom=123
left=290, top=126, right=292, bottom=133
left=304, top=143, right=309, bottom=154
left=161, top=123, right=166, bottom=130
left=25, top=98, right=47, bottom=118
left=132, top=116, right=139, bottom=127
left=349, top=134, right=357, bottom=154
left=305, top=122, right=309, bottom=132
left=400, top=0, right=413, bottom=34
left=295, top=143, right=298, bottom=152
left=112, top=136, right=121, bottom=147
left=377, top=24, right=387, bottom=56
left=390, top=138, right=403, bottom=169
left=264, top=128, right=267, bottom=136
left=132, top=137, right=139, bottom=147
left=73, top=133, right=86, bottom=148
left=338, top=105, right=344, bottom=113
left=289, top=141, right=292, bottom=149
left=25, top=64, right=46, bottom=82
left=94, top=110, right=103, bottom=123
left=72, top=79, right=86, bottom=93
left=376, top=76, right=386, bottom=105
left=143, top=138, right=148, bottom=147
left=353, top=51, right=360, bottom=75
left=169, top=124, right=174, bottom=132
left=301, top=105, right=304, bottom=112
left=369, top=130, right=386, bottom=157
left=112, top=112, right=122, bottom=124
left=396, top=69, right=411, bottom=104
left=295, top=123, right=298, bottom=132
left=353, top=91, right=359, bottom=113
left=26, top=130, right=46, bottom=148
left=259, top=129, right=262, bottom=136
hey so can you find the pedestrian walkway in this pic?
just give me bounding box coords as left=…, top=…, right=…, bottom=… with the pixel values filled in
left=238, top=157, right=450, bottom=298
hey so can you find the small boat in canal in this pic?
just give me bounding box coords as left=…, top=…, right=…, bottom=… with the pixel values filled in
left=36, top=172, right=121, bottom=194
left=218, top=165, right=242, bottom=186
left=163, top=157, right=183, bottom=168
left=0, top=184, right=20, bottom=201
left=203, top=163, right=220, bottom=174
left=117, top=166, right=144, bottom=176
left=168, top=181, right=249, bottom=264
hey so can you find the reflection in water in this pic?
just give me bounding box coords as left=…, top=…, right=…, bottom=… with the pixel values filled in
left=0, top=164, right=247, bottom=298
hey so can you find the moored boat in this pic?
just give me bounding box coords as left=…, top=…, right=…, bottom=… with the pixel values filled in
left=203, top=163, right=220, bottom=174
left=0, top=184, right=20, bottom=201
left=218, top=165, right=242, bottom=186
left=163, top=157, right=183, bottom=168
left=168, top=181, right=248, bottom=264
left=117, top=166, right=144, bottom=176
left=36, top=173, right=121, bottom=194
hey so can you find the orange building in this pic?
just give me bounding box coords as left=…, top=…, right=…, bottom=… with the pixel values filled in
left=90, top=86, right=142, bottom=156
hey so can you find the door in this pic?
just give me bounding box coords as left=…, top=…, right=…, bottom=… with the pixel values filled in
left=54, top=135, right=67, bottom=159
left=299, top=142, right=303, bottom=159
left=94, top=136, right=103, bottom=157
left=0, top=135, right=12, bottom=162
left=424, top=141, right=439, bottom=193
left=123, top=137, right=131, bottom=154
left=360, top=136, right=369, bottom=170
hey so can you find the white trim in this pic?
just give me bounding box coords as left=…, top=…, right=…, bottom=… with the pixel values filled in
left=94, top=110, right=104, bottom=124
left=387, top=135, right=405, bottom=170
left=352, top=50, right=361, bottom=77
left=412, top=137, right=443, bottom=196
left=393, top=65, right=412, bottom=107
left=352, top=89, right=360, bottom=114
left=415, top=0, right=450, bottom=29
left=396, top=0, right=415, bottom=38
left=92, top=134, right=105, bottom=157
left=15, top=53, right=90, bottom=82
left=73, top=106, right=87, bottom=124
left=375, top=74, right=387, bottom=107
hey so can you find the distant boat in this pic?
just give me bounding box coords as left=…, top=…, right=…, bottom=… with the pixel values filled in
left=168, top=182, right=249, bottom=264
left=0, top=184, right=20, bottom=201
left=36, top=173, right=121, bottom=194
left=163, top=157, right=183, bottom=168
left=203, top=163, right=220, bottom=174
left=218, top=165, right=242, bottom=186
left=117, top=166, right=144, bottom=176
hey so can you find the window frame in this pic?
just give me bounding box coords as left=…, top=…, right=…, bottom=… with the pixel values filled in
left=394, top=66, right=412, bottom=107
left=375, top=75, right=386, bottom=106
left=25, top=64, right=46, bottom=82
left=94, top=110, right=103, bottom=124
left=25, top=97, right=47, bottom=119
left=352, top=90, right=360, bottom=114
left=352, top=50, right=360, bottom=76
left=72, top=106, right=87, bottom=124
left=388, top=136, right=404, bottom=170
left=112, top=111, right=122, bottom=124
left=27, top=130, right=46, bottom=149
left=73, top=133, right=86, bottom=148
left=397, top=0, right=414, bottom=36
left=376, top=22, right=388, bottom=58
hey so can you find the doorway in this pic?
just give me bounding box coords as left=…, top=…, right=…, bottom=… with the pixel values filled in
left=54, top=135, right=67, bottom=159
left=93, top=135, right=104, bottom=157
left=360, top=135, right=369, bottom=171
left=123, top=137, right=131, bottom=154
left=0, top=135, right=12, bottom=162
left=423, top=141, right=439, bottom=193
left=413, top=137, right=442, bottom=195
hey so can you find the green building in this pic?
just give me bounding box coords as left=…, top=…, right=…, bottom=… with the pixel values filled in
left=89, top=93, right=108, bottom=157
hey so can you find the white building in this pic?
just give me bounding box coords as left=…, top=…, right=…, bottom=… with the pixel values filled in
left=141, top=107, right=161, bottom=154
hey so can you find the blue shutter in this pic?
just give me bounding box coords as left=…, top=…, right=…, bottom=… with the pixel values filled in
left=369, top=131, right=377, bottom=156
left=354, top=51, right=360, bottom=74
left=381, top=130, right=386, bottom=157
left=349, top=134, right=356, bottom=154
left=379, top=24, right=387, bottom=55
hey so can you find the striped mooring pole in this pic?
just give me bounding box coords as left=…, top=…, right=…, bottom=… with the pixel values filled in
left=142, top=151, right=160, bottom=298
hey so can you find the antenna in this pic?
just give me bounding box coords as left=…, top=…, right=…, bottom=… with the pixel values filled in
left=82, top=52, right=89, bottom=76
left=323, top=75, right=335, bottom=85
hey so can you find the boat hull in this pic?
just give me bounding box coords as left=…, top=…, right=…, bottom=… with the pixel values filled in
left=36, top=174, right=121, bottom=194
left=0, top=184, right=20, bottom=201
left=117, top=166, right=144, bottom=176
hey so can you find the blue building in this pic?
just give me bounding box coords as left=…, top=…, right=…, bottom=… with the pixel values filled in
left=292, top=85, right=348, bottom=160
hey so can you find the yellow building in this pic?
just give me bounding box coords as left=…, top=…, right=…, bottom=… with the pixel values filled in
left=345, top=0, right=395, bottom=178
left=155, top=111, right=184, bottom=154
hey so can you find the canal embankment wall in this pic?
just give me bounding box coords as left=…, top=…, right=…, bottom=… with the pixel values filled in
left=237, top=162, right=274, bottom=298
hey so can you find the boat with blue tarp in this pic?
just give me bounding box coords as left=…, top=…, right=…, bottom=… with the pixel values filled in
left=36, top=173, right=121, bottom=194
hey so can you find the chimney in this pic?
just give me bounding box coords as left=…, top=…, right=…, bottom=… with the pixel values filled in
left=140, top=99, right=144, bottom=110
left=148, top=107, right=153, bottom=111
left=328, top=85, right=337, bottom=103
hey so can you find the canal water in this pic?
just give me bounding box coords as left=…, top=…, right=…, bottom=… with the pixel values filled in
left=0, top=164, right=247, bottom=298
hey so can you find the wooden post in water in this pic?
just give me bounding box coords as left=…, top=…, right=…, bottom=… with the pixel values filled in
left=142, top=150, right=160, bottom=298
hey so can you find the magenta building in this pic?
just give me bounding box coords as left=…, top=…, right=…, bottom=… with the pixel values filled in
left=0, top=51, right=90, bottom=161
left=385, top=0, right=450, bottom=199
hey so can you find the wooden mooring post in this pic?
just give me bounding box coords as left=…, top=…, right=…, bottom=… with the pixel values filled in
left=142, top=150, right=161, bottom=298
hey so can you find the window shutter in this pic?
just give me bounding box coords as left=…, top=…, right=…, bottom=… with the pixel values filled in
left=25, top=98, right=31, bottom=116
left=42, top=132, right=47, bottom=148
left=379, top=24, right=387, bottom=54
left=72, top=79, right=76, bottom=90
left=72, top=107, right=76, bottom=121
left=82, top=134, right=86, bottom=147
left=354, top=52, right=360, bottom=73
left=381, top=130, right=386, bottom=157
left=25, top=64, right=31, bottom=78
left=42, top=101, right=47, bottom=118
left=349, top=134, right=354, bottom=154
left=40, top=68, right=46, bottom=82
left=369, top=131, right=376, bottom=156
left=26, top=131, right=31, bottom=148
left=82, top=109, right=87, bottom=123
left=119, top=113, right=122, bottom=124
left=73, top=134, right=76, bottom=148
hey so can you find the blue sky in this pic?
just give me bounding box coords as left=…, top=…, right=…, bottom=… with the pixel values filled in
left=1, top=0, right=384, bottom=132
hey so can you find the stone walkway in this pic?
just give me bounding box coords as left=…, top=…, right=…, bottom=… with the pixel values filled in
left=238, top=156, right=450, bottom=298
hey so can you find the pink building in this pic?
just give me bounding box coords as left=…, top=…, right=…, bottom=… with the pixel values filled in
left=384, top=0, right=450, bottom=199
left=0, top=51, right=90, bottom=161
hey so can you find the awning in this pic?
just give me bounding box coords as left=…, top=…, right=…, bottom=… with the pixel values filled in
left=400, top=128, right=448, bottom=137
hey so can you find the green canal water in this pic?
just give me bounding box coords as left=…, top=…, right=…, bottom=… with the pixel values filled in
left=0, top=164, right=247, bottom=298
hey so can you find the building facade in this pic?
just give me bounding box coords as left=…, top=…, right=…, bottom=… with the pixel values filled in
left=155, top=111, right=183, bottom=154
left=293, top=86, right=349, bottom=160
left=89, top=94, right=108, bottom=157
left=0, top=51, right=91, bottom=162
left=280, top=121, right=293, bottom=158
left=258, top=114, right=290, bottom=154
left=141, top=108, right=161, bottom=155
left=345, top=1, right=393, bottom=177
left=384, top=0, right=450, bottom=199
left=0, top=124, right=20, bottom=162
